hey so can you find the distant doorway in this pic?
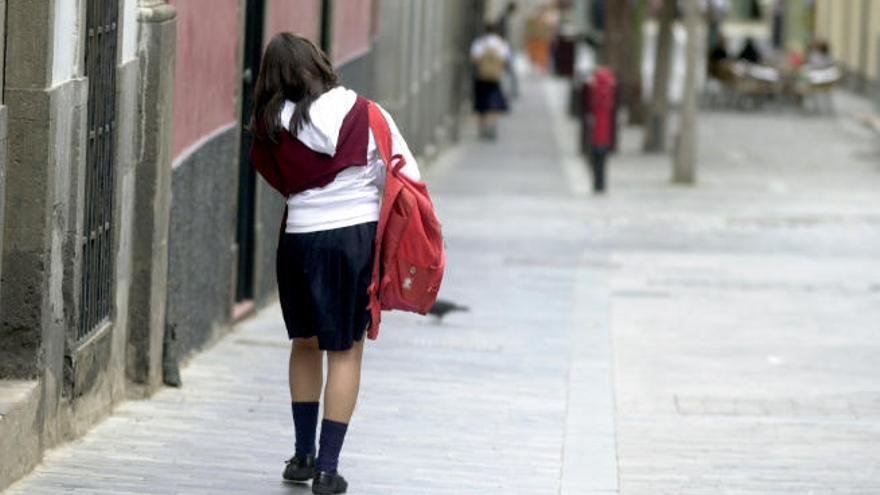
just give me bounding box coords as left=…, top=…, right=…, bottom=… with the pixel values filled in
left=235, top=0, right=265, bottom=304
left=320, top=0, right=333, bottom=55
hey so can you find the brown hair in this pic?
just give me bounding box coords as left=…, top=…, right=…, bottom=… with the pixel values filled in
left=249, top=33, right=339, bottom=142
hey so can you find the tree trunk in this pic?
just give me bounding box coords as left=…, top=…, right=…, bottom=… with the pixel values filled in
left=643, top=0, right=676, bottom=152
left=624, top=0, right=646, bottom=124
left=605, top=0, right=646, bottom=125
left=605, top=0, right=630, bottom=71
left=673, top=0, right=699, bottom=184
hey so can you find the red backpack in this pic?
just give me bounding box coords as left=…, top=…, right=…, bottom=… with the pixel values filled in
left=365, top=101, right=446, bottom=339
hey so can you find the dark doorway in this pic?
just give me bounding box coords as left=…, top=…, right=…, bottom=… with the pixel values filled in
left=320, top=0, right=333, bottom=55
left=235, top=0, right=265, bottom=303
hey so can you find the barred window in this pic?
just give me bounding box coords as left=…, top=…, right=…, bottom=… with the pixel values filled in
left=79, top=0, right=118, bottom=339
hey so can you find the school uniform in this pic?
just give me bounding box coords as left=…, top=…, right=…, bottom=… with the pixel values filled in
left=470, top=34, right=511, bottom=114
left=250, top=86, right=420, bottom=351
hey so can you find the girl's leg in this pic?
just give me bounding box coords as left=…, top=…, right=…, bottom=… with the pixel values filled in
left=315, top=339, right=365, bottom=474
left=485, top=112, right=499, bottom=139
left=323, top=339, right=364, bottom=422
left=290, top=336, right=323, bottom=401
left=289, top=337, right=323, bottom=457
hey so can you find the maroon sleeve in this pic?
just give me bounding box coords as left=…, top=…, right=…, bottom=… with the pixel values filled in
left=250, top=139, right=287, bottom=195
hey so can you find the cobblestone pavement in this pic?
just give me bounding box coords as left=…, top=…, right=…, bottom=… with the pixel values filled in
left=6, top=74, right=880, bottom=494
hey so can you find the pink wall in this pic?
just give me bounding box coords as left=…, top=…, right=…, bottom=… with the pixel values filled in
left=265, top=0, right=321, bottom=43
left=332, top=0, right=372, bottom=63
left=170, top=0, right=241, bottom=160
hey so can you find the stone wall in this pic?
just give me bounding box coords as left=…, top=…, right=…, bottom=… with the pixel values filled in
left=0, top=0, right=143, bottom=489
left=127, top=3, right=177, bottom=392
left=370, top=0, right=477, bottom=158
left=0, top=0, right=6, bottom=293
left=166, top=126, right=239, bottom=361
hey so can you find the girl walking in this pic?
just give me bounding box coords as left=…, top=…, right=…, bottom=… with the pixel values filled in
left=249, top=33, right=420, bottom=494
left=470, top=23, right=511, bottom=140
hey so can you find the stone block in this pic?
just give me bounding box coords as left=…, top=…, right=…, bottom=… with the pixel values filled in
left=0, top=0, right=6, bottom=95
left=127, top=9, right=176, bottom=391
left=0, top=105, right=7, bottom=300
left=4, top=0, right=52, bottom=88
left=1, top=89, right=53, bottom=380
left=0, top=380, right=40, bottom=492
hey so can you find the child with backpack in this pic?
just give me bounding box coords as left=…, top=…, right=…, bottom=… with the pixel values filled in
left=583, top=66, right=618, bottom=193
left=248, top=33, right=429, bottom=494
left=470, top=23, right=511, bottom=140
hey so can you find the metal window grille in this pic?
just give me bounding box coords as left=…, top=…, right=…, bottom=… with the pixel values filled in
left=79, top=0, right=118, bottom=339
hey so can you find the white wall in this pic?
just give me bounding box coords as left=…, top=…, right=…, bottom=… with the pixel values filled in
left=121, top=0, right=138, bottom=62
left=51, top=0, right=80, bottom=85
left=52, top=0, right=137, bottom=86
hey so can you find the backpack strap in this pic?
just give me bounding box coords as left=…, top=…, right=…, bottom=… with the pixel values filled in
left=365, top=101, right=393, bottom=339
left=367, top=103, right=408, bottom=174
left=369, top=102, right=394, bottom=164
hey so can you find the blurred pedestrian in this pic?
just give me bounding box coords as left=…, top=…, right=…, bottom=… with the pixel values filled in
left=786, top=41, right=806, bottom=69
left=738, top=37, right=763, bottom=64
left=470, top=23, right=511, bottom=140
left=707, top=33, right=730, bottom=80
left=525, top=6, right=552, bottom=73
left=709, top=34, right=729, bottom=62
left=705, top=0, right=729, bottom=57
left=807, top=39, right=834, bottom=69
left=584, top=66, right=618, bottom=193
left=496, top=1, right=520, bottom=99
left=249, top=33, right=421, bottom=495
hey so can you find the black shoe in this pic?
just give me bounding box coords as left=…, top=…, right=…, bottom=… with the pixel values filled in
left=283, top=453, right=316, bottom=482
left=312, top=471, right=347, bottom=494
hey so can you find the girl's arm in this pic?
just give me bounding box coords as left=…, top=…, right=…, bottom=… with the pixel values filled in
left=372, top=104, right=421, bottom=182
left=469, top=39, right=483, bottom=64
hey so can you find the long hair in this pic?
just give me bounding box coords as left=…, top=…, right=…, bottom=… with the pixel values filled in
left=249, top=33, right=339, bottom=142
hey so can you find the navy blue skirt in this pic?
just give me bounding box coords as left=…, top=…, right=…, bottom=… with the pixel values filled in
left=473, top=79, right=508, bottom=114
left=276, top=222, right=377, bottom=351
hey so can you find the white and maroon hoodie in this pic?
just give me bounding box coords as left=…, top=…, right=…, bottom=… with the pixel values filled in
left=276, top=86, right=420, bottom=233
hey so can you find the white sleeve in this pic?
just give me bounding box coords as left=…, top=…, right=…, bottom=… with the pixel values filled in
left=373, top=105, right=421, bottom=181
left=470, top=38, right=484, bottom=60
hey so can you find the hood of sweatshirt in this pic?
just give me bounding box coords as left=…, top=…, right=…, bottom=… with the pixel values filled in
left=280, top=86, right=358, bottom=157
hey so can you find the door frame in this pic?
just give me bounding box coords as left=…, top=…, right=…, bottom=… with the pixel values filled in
left=233, top=0, right=266, bottom=311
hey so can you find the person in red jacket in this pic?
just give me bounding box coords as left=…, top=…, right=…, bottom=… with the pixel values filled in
left=584, top=66, right=618, bottom=193
left=249, top=33, right=420, bottom=494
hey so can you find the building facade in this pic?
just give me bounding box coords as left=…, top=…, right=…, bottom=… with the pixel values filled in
left=0, top=0, right=483, bottom=489
left=814, top=0, right=880, bottom=97
left=1, top=0, right=143, bottom=489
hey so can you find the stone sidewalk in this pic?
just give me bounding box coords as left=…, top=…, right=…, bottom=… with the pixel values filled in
left=6, top=72, right=880, bottom=494
left=591, top=90, right=880, bottom=493
left=5, top=76, right=616, bottom=494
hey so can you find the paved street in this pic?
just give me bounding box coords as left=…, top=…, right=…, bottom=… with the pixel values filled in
left=606, top=94, right=880, bottom=493
left=6, top=74, right=880, bottom=494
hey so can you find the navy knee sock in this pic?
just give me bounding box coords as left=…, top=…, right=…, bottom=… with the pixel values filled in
left=291, top=402, right=319, bottom=456
left=316, top=419, right=349, bottom=473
